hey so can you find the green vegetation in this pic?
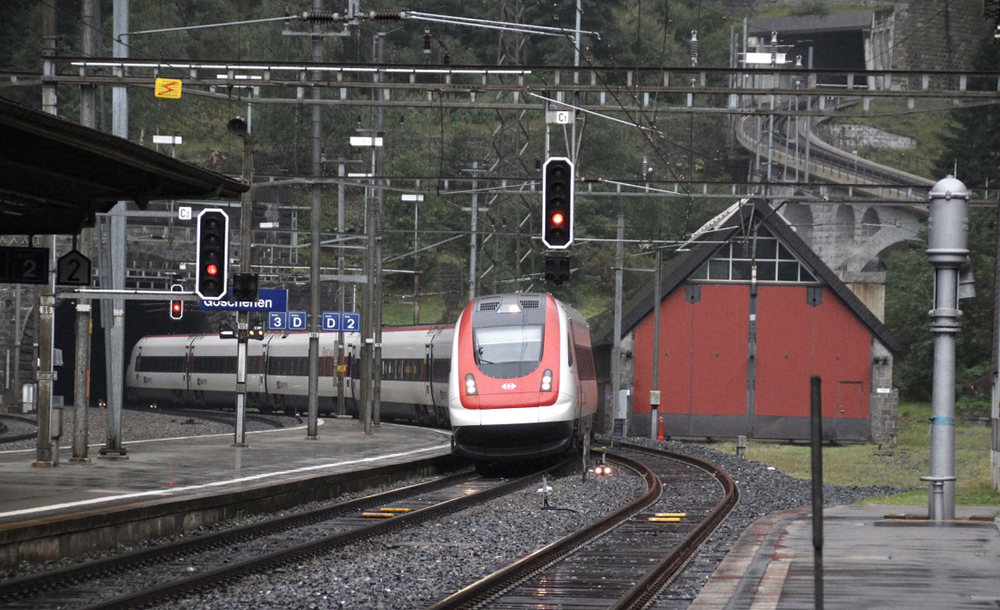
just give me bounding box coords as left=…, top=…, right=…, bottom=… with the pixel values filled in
left=846, top=98, right=957, bottom=180
left=712, top=402, right=999, bottom=507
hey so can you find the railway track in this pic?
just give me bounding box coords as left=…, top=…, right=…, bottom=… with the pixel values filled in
left=0, top=414, right=37, bottom=444
left=0, top=459, right=571, bottom=609
left=430, top=443, right=738, bottom=609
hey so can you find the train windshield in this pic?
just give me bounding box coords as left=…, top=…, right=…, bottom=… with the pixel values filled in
left=474, top=325, right=543, bottom=366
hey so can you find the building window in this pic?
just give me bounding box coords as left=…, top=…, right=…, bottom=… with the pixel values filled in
left=691, top=226, right=818, bottom=284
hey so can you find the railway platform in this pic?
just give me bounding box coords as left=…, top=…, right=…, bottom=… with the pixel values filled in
left=690, top=504, right=1000, bottom=609
left=0, top=418, right=454, bottom=568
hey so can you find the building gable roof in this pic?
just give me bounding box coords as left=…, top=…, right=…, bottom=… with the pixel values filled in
left=597, top=198, right=902, bottom=353
left=0, top=96, right=248, bottom=236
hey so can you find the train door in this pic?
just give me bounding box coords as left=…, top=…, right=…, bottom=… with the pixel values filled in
left=183, top=336, right=196, bottom=392
left=426, top=327, right=452, bottom=425
left=424, top=342, right=435, bottom=407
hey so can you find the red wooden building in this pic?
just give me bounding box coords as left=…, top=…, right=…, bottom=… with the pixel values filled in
left=600, top=199, right=901, bottom=442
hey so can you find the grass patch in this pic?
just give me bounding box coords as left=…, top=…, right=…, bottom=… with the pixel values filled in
left=711, top=402, right=999, bottom=507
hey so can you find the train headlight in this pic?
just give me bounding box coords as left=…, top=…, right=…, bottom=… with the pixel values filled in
left=464, top=373, right=478, bottom=396
left=540, top=369, right=553, bottom=392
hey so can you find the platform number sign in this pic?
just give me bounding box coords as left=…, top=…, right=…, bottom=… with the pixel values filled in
left=57, top=249, right=92, bottom=286
left=268, top=311, right=288, bottom=330
left=321, top=312, right=361, bottom=331
left=0, top=246, right=49, bottom=285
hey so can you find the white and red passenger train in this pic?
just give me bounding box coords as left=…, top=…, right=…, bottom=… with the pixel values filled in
left=126, top=292, right=597, bottom=461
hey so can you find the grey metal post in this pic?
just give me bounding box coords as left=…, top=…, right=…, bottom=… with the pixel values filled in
left=337, top=161, right=346, bottom=417
left=232, top=119, right=254, bottom=448
left=306, top=1, right=324, bottom=439
left=810, top=376, right=824, bottom=609
left=651, top=247, right=662, bottom=439
left=923, top=175, right=969, bottom=520
left=72, top=0, right=99, bottom=464
left=413, top=198, right=420, bottom=324
left=360, top=145, right=375, bottom=435
left=373, top=33, right=385, bottom=426
left=993, top=191, right=1000, bottom=492
left=611, top=213, right=624, bottom=436
left=12, top=285, right=21, bottom=415
left=469, top=161, right=479, bottom=301
left=101, top=0, right=129, bottom=460
left=33, top=0, right=58, bottom=468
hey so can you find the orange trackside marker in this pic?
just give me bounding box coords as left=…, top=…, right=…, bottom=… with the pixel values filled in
left=648, top=517, right=681, bottom=522
left=379, top=507, right=412, bottom=513
left=361, top=512, right=395, bottom=518
left=655, top=512, right=687, bottom=517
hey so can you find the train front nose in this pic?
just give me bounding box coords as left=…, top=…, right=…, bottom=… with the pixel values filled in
left=453, top=421, right=573, bottom=461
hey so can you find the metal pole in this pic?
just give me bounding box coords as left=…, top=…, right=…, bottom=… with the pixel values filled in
left=810, top=376, right=824, bottom=610
left=72, top=0, right=99, bottom=464
left=234, top=129, right=253, bottom=448
left=651, top=247, right=661, bottom=439
left=101, top=0, right=129, bottom=461
left=12, top=285, right=21, bottom=415
left=35, top=1, right=58, bottom=467
left=336, top=161, right=346, bottom=417
left=359, top=132, right=376, bottom=435
left=413, top=199, right=420, bottom=324
left=306, top=0, right=324, bottom=439
left=373, top=33, right=385, bottom=426
left=469, top=161, right=479, bottom=301
left=611, top=213, right=624, bottom=436
left=923, top=175, right=969, bottom=520
left=993, top=191, right=1000, bottom=492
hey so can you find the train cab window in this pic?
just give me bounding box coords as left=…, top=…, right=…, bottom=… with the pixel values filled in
left=473, top=325, right=544, bottom=378
left=474, top=325, right=543, bottom=364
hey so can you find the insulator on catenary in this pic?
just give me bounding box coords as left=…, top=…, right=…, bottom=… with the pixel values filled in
left=302, top=10, right=343, bottom=22
left=371, top=11, right=404, bottom=20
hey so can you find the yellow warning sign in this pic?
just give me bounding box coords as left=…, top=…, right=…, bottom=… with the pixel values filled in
left=155, top=78, right=182, bottom=99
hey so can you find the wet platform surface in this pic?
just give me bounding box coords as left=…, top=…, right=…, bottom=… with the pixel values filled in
left=0, top=418, right=453, bottom=524
left=690, top=504, right=1000, bottom=609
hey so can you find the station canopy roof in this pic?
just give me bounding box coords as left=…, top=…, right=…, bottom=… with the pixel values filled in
left=0, top=96, right=248, bottom=236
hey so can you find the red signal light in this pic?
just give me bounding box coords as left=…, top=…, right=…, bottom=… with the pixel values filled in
left=550, top=212, right=565, bottom=226
left=205, top=263, right=219, bottom=276
left=169, top=297, right=183, bottom=320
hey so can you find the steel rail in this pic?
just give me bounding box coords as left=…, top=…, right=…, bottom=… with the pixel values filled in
left=0, top=462, right=472, bottom=604
left=428, top=452, right=662, bottom=610
left=76, top=458, right=573, bottom=609
left=611, top=442, right=740, bottom=609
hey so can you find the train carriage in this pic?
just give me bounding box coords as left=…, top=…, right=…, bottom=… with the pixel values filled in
left=127, top=292, right=597, bottom=463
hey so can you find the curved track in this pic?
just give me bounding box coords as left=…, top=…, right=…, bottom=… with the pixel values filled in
left=430, top=442, right=738, bottom=609
left=0, top=414, right=37, bottom=444
left=0, top=459, right=572, bottom=609
left=736, top=96, right=934, bottom=199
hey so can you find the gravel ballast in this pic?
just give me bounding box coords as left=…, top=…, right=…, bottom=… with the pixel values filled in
left=158, top=433, right=895, bottom=609
left=3, top=411, right=899, bottom=608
